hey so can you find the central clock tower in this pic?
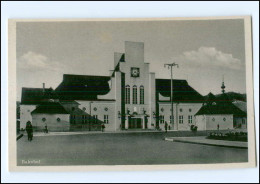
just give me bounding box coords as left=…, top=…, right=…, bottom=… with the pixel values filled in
left=131, top=67, right=140, bottom=77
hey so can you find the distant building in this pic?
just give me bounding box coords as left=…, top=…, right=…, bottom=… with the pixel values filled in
left=20, top=86, right=54, bottom=130
left=195, top=92, right=247, bottom=130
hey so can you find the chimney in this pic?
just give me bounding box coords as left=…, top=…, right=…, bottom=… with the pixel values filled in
left=43, top=83, right=45, bottom=93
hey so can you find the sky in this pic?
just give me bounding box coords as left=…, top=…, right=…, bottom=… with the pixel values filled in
left=16, top=19, right=246, bottom=101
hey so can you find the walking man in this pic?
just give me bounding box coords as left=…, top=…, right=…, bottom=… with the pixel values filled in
left=26, top=121, right=33, bottom=141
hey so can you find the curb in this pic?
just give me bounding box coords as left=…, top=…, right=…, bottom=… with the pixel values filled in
left=32, top=131, right=164, bottom=137
left=165, top=138, right=248, bottom=149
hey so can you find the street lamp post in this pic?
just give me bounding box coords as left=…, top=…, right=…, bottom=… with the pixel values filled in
left=164, top=63, right=179, bottom=129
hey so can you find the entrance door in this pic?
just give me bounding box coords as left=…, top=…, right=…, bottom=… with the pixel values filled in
left=129, top=118, right=142, bottom=129
left=145, top=117, right=148, bottom=129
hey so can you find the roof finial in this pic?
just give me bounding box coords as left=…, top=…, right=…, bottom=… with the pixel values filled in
left=221, top=75, right=225, bottom=94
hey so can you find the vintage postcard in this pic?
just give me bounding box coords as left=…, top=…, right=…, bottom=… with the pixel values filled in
left=9, top=16, right=256, bottom=171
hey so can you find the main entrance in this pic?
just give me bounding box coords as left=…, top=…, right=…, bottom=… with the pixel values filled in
left=129, top=118, right=142, bottom=129
left=125, top=115, right=148, bottom=129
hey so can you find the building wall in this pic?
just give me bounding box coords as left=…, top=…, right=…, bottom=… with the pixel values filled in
left=205, top=114, right=233, bottom=130
left=195, top=115, right=207, bottom=130
left=76, top=100, right=116, bottom=131
left=20, top=105, right=36, bottom=130
left=148, top=72, right=156, bottom=129
left=158, top=103, right=203, bottom=130
left=234, top=117, right=247, bottom=129
left=118, top=41, right=155, bottom=129
left=99, top=41, right=156, bottom=130
left=32, top=113, right=70, bottom=132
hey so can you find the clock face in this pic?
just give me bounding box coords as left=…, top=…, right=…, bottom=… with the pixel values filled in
left=131, top=67, right=140, bottom=77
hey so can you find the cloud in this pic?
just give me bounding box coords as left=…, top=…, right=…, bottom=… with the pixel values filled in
left=17, top=51, right=61, bottom=71
left=174, top=47, right=244, bottom=70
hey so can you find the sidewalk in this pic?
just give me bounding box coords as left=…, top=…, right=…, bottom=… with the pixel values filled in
left=165, top=136, right=248, bottom=149
left=26, top=129, right=162, bottom=137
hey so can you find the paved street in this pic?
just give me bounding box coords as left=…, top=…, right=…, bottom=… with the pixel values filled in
left=17, top=132, right=248, bottom=166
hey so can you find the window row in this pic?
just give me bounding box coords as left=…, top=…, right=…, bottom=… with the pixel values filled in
left=70, top=115, right=109, bottom=124
left=125, top=85, right=144, bottom=105
left=159, top=115, right=193, bottom=124
left=160, top=108, right=193, bottom=112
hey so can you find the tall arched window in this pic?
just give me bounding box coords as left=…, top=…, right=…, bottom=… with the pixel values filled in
left=140, top=85, right=144, bottom=104
left=132, top=85, right=137, bottom=104
left=125, top=85, right=130, bottom=104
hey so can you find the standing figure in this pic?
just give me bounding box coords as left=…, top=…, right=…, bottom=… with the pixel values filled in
left=26, top=121, right=33, bottom=141
left=164, top=121, right=168, bottom=133
left=44, top=123, right=48, bottom=133
left=217, top=124, right=220, bottom=131
left=102, top=124, right=105, bottom=132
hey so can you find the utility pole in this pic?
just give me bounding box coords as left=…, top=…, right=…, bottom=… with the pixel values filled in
left=164, top=63, right=179, bottom=129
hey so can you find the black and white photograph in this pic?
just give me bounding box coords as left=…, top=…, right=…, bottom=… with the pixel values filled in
left=10, top=17, right=256, bottom=169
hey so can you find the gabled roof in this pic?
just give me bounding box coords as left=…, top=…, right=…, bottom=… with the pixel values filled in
left=204, top=92, right=217, bottom=104
left=119, top=54, right=125, bottom=62
left=232, top=100, right=247, bottom=113
left=195, top=103, right=247, bottom=117
left=111, top=54, right=125, bottom=77
left=196, top=93, right=247, bottom=117
left=31, top=102, right=69, bottom=114
left=21, top=87, right=54, bottom=105
left=55, top=74, right=111, bottom=101
left=156, top=79, right=204, bottom=103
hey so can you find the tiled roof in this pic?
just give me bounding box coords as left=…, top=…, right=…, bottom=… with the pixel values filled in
left=195, top=103, right=247, bottom=117
left=21, top=87, right=54, bottom=105
left=196, top=93, right=247, bottom=117
left=55, top=74, right=111, bottom=100
left=204, top=92, right=217, bottom=103
left=156, top=79, right=204, bottom=103
left=31, top=102, right=69, bottom=114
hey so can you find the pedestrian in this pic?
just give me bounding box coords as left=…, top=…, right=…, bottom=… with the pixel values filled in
left=102, top=124, right=105, bottom=132
left=217, top=124, right=220, bottom=131
left=26, top=121, right=33, bottom=141
left=164, top=121, right=168, bottom=133
left=44, top=123, right=48, bottom=133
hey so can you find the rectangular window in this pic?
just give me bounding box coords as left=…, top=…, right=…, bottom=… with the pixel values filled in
left=82, top=115, right=85, bottom=124
left=85, top=115, right=88, bottom=124
left=170, top=115, right=174, bottom=124
left=179, top=115, right=183, bottom=124
left=125, top=86, right=130, bottom=104
left=133, top=86, right=138, bottom=104
left=242, top=119, right=246, bottom=125
left=71, top=115, right=76, bottom=124
left=188, top=115, right=193, bottom=124
left=93, top=115, right=98, bottom=124
left=104, top=115, right=109, bottom=124
left=140, top=86, right=144, bottom=104
left=160, top=115, right=164, bottom=124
